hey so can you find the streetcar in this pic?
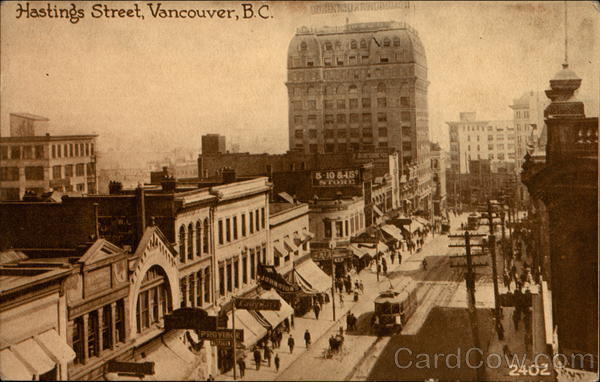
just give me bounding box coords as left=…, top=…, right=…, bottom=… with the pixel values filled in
left=372, top=280, right=418, bottom=334
left=467, top=213, right=480, bottom=231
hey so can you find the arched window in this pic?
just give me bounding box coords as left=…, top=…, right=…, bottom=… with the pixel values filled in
left=362, top=84, right=371, bottom=94
left=377, top=82, right=386, bottom=93
left=360, top=39, right=367, bottom=49
left=300, top=41, right=307, bottom=51
left=136, top=265, right=172, bottom=334
left=179, top=226, right=186, bottom=263
left=336, top=85, right=346, bottom=94
left=334, top=40, right=341, bottom=50
left=203, top=219, right=209, bottom=253
left=350, top=40, right=357, bottom=49
left=349, top=84, right=358, bottom=95
left=393, top=37, right=401, bottom=47
left=324, top=41, right=333, bottom=51
left=187, top=223, right=193, bottom=260
left=196, top=221, right=202, bottom=257
left=307, top=86, right=316, bottom=96
left=383, top=38, right=391, bottom=47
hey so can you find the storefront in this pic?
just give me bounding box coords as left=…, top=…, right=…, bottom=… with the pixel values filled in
left=311, top=247, right=355, bottom=278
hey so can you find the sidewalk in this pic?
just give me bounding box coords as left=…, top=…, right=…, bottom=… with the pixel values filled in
left=218, top=228, right=439, bottom=381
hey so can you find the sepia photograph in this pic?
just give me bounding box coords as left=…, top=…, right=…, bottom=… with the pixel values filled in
left=0, top=1, right=598, bottom=381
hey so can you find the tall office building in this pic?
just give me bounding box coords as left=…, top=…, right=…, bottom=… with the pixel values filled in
left=201, top=134, right=226, bottom=154
left=286, top=21, right=431, bottom=211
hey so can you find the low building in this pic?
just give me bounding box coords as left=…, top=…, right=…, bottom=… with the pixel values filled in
left=0, top=113, right=98, bottom=200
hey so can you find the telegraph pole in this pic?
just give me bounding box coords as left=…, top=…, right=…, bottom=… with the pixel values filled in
left=485, top=200, right=501, bottom=325
left=448, top=231, right=486, bottom=380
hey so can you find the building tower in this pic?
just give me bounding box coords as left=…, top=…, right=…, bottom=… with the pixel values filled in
left=286, top=21, right=431, bottom=211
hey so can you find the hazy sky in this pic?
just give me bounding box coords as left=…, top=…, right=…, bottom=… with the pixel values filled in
left=1, top=1, right=598, bottom=160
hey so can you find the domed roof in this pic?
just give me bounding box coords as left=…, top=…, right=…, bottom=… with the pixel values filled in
left=552, top=63, right=581, bottom=81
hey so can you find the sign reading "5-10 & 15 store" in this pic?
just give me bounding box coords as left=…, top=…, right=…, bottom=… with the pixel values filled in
left=312, top=169, right=361, bottom=187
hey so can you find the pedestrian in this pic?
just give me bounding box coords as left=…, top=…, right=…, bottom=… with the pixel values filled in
left=512, top=309, right=520, bottom=331
left=359, top=280, right=364, bottom=294
left=304, top=329, right=311, bottom=349
left=253, top=347, right=262, bottom=370
left=503, top=272, right=511, bottom=291
left=288, top=334, right=295, bottom=354
left=314, top=302, right=320, bottom=320
left=382, top=262, right=388, bottom=276
left=346, top=313, right=352, bottom=332
left=274, top=353, right=280, bottom=372
left=339, top=293, right=344, bottom=307
left=237, top=357, right=246, bottom=378
left=422, top=259, right=428, bottom=271
left=390, top=252, right=395, bottom=264
left=496, top=320, right=505, bottom=341
left=264, top=344, right=272, bottom=367
left=502, top=344, right=512, bottom=358
left=398, top=254, right=402, bottom=265
left=207, top=374, right=215, bottom=382
left=354, top=279, right=360, bottom=292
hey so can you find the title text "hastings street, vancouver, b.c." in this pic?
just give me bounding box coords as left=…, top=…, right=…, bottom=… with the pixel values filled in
left=14, top=3, right=273, bottom=24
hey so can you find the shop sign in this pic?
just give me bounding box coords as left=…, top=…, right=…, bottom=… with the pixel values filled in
left=312, top=249, right=347, bottom=263
left=197, top=329, right=244, bottom=342
left=211, top=339, right=234, bottom=347
left=164, top=308, right=216, bottom=331
left=235, top=298, right=281, bottom=311
left=257, top=264, right=299, bottom=293
left=312, top=169, right=361, bottom=187
left=106, top=361, right=155, bottom=376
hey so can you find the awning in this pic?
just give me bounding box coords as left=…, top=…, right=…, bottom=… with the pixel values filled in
left=348, top=244, right=374, bottom=259
left=0, top=348, right=34, bottom=380
left=294, top=259, right=331, bottom=293
left=12, top=338, right=55, bottom=376
left=163, top=331, right=196, bottom=364
left=227, top=309, right=267, bottom=347
left=293, top=231, right=314, bottom=246
left=35, top=329, right=76, bottom=364
left=381, top=225, right=403, bottom=241
left=373, top=205, right=384, bottom=217
left=283, top=238, right=297, bottom=252
left=142, top=341, right=187, bottom=381
left=273, top=241, right=287, bottom=257
left=257, top=290, right=294, bottom=328
left=415, top=217, right=430, bottom=226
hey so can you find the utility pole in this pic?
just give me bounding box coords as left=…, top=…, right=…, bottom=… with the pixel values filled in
left=448, top=231, right=486, bottom=380
left=485, top=200, right=502, bottom=326
left=329, top=240, right=337, bottom=322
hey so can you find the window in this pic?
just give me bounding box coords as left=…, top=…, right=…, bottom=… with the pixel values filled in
left=25, top=166, right=44, bottom=180
left=76, top=163, right=85, bottom=176
left=379, top=127, right=388, bottom=137
left=188, top=224, right=193, bottom=260
left=309, top=129, right=317, bottom=138
left=349, top=99, right=358, bottom=109
left=467, top=136, right=471, bottom=142
left=524, top=111, right=529, bottom=118
left=401, top=111, right=410, bottom=121
left=516, top=111, right=521, bottom=118
left=242, top=257, right=248, bottom=284
left=234, top=260, right=239, bottom=289
left=255, top=209, right=260, bottom=231
left=85, top=143, right=90, bottom=156
left=72, top=317, right=84, bottom=364
left=383, top=38, right=391, bottom=47
left=218, top=220, right=224, bottom=244
left=324, top=221, right=332, bottom=238
left=196, top=222, right=202, bottom=256
left=360, top=39, right=367, bottom=48
left=377, top=113, right=387, bottom=122
left=51, top=145, right=56, bottom=158
left=335, top=221, right=343, bottom=237
left=488, top=135, right=494, bottom=141
left=362, top=98, right=371, bottom=108
left=294, top=115, right=302, bottom=125
left=203, top=219, right=209, bottom=253
left=488, top=144, right=494, bottom=151
left=22, top=146, right=33, bottom=159
left=336, top=99, right=346, bottom=109
left=300, top=41, right=307, bottom=50
left=0, top=167, right=19, bottom=181
left=325, top=114, right=334, bottom=125
left=337, top=129, right=347, bottom=138
left=65, top=165, right=74, bottom=177
left=219, top=264, right=225, bottom=296
left=377, top=83, right=386, bottom=93
left=362, top=113, right=372, bottom=123
left=497, top=144, right=505, bottom=150
left=325, top=41, right=333, bottom=50
left=233, top=216, right=238, bottom=240
left=380, top=56, right=389, bottom=63
left=196, top=271, right=203, bottom=306
left=225, top=218, right=231, bottom=242
left=204, top=268, right=210, bottom=303
left=350, top=128, right=360, bottom=137
left=0, top=147, right=7, bottom=160
left=179, top=226, right=186, bottom=263
left=309, top=144, right=318, bottom=153
left=350, top=40, right=357, bottom=49
left=498, top=153, right=505, bottom=160
left=393, top=37, right=401, bottom=47
left=250, top=250, right=256, bottom=279
left=377, top=98, right=387, bottom=108
left=337, top=58, right=344, bottom=66
left=293, top=101, right=303, bottom=110
left=308, top=100, right=316, bottom=110
left=336, top=114, right=346, bottom=124
left=489, top=153, right=495, bottom=160
left=308, top=115, right=317, bottom=124
left=261, top=208, right=265, bottom=229
left=477, top=135, right=480, bottom=142
left=338, top=143, right=347, bottom=151
left=324, top=57, right=332, bottom=66
left=362, top=128, right=373, bottom=137
left=249, top=211, right=254, bottom=233
left=88, top=310, right=99, bottom=358
left=350, top=143, right=360, bottom=151
left=10, top=146, right=21, bottom=159
left=324, top=100, right=334, bottom=109
left=350, top=113, right=359, bottom=123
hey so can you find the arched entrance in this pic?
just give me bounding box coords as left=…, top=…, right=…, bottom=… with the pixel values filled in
left=135, top=265, right=173, bottom=333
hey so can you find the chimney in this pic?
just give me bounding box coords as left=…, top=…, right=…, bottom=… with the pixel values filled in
left=108, top=181, right=123, bottom=194
left=136, top=185, right=146, bottom=240
left=222, top=167, right=236, bottom=184
left=161, top=175, right=177, bottom=193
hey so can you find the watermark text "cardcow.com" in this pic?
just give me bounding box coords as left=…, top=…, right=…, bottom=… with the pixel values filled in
left=394, top=347, right=596, bottom=376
